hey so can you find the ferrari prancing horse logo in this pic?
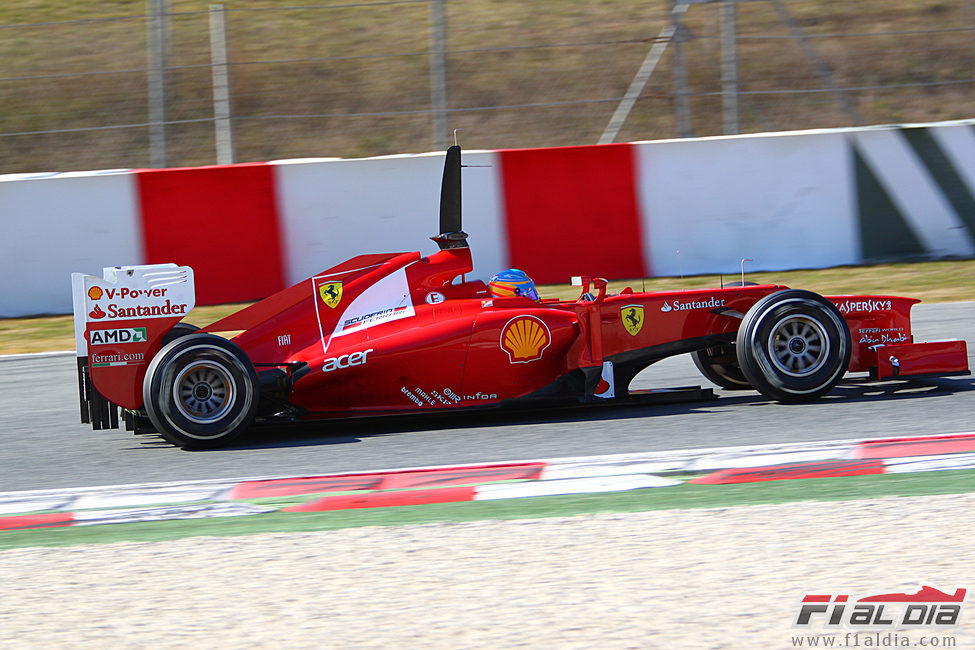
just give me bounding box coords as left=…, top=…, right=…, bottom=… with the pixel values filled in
left=622, top=305, right=644, bottom=336
left=319, top=281, right=343, bottom=308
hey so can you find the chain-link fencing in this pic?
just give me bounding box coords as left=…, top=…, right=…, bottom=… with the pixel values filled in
left=1, top=0, right=973, bottom=173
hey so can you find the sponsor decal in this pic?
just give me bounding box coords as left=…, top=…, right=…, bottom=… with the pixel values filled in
left=90, top=351, right=146, bottom=367
left=322, top=348, right=374, bottom=373
left=401, top=387, right=424, bottom=407
left=342, top=306, right=411, bottom=330
left=89, top=327, right=148, bottom=346
left=442, top=387, right=498, bottom=403
left=836, top=299, right=893, bottom=314
left=425, top=291, right=446, bottom=304
left=318, top=281, right=343, bottom=309
left=859, top=333, right=910, bottom=345
left=95, top=287, right=173, bottom=301
left=403, top=386, right=499, bottom=407
left=857, top=327, right=909, bottom=346
left=317, top=267, right=416, bottom=348
left=660, top=297, right=725, bottom=313
left=500, top=316, right=552, bottom=363
left=75, top=267, right=195, bottom=337
left=459, top=391, right=498, bottom=401
left=95, top=301, right=187, bottom=319
left=621, top=305, right=644, bottom=336
left=794, top=586, right=965, bottom=628
left=85, top=284, right=188, bottom=321
left=412, top=387, right=440, bottom=406
left=277, top=334, right=291, bottom=346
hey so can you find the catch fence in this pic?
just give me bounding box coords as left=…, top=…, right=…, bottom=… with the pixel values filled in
left=1, top=0, right=973, bottom=173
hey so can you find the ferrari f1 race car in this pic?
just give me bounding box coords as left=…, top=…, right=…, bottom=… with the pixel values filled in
left=72, top=146, right=970, bottom=449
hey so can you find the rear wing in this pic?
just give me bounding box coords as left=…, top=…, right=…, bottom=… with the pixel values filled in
left=71, top=264, right=195, bottom=429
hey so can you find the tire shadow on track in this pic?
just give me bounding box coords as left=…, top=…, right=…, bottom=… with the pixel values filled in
left=175, top=376, right=973, bottom=452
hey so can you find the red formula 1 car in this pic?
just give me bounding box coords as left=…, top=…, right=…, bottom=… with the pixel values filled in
left=71, top=146, right=970, bottom=449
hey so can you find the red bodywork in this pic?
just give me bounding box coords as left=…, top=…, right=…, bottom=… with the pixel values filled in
left=78, top=243, right=968, bottom=423
left=200, top=246, right=780, bottom=417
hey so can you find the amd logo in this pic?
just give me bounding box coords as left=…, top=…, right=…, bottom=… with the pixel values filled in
left=90, top=327, right=148, bottom=346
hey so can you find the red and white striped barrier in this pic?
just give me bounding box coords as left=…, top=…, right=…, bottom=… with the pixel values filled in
left=4, top=119, right=975, bottom=317
left=1, top=432, right=973, bottom=532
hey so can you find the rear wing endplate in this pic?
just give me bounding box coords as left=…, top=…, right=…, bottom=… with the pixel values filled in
left=71, top=264, right=195, bottom=429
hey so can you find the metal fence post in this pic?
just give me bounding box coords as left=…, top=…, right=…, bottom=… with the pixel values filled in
left=769, top=0, right=863, bottom=126
left=209, top=4, right=234, bottom=164
left=146, top=0, right=167, bottom=167
left=671, top=0, right=693, bottom=137
left=720, top=1, right=739, bottom=135
left=429, top=0, right=449, bottom=150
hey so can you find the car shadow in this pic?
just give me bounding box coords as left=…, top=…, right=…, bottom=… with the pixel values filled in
left=182, top=375, right=971, bottom=451
left=191, top=398, right=729, bottom=451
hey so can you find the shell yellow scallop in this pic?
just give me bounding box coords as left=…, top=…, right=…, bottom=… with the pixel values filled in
left=501, top=316, right=551, bottom=362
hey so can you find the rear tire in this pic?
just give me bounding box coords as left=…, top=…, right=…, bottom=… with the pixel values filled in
left=143, top=334, right=258, bottom=449
left=736, top=290, right=851, bottom=403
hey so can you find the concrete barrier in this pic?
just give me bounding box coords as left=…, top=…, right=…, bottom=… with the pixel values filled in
left=634, top=129, right=857, bottom=276
left=0, top=171, right=142, bottom=316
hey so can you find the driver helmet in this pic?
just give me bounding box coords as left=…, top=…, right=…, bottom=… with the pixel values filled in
left=489, top=268, right=539, bottom=301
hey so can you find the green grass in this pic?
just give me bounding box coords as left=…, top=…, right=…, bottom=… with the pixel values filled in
left=0, top=1, right=973, bottom=172
left=2, top=469, right=972, bottom=550
left=3, top=259, right=973, bottom=355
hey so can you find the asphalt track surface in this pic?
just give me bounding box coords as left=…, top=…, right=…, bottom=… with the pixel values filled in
left=1, top=302, right=973, bottom=492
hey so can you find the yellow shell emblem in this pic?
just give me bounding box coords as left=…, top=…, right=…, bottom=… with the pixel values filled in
left=622, top=304, right=644, bottom=336
left=318, top=281, right=342, bottom=308
left=500, top=316, right=551, bottom=363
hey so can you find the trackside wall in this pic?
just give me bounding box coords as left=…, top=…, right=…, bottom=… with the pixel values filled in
left=2, top=120, right=973, bottom=317
left=272, top=150, right=507, bottom=287
left=0, top=171, right=143, bottom=316
left=633, top=130, right=858, bottom=278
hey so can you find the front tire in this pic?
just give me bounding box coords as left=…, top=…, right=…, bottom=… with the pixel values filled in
left=736, top=290, right=851, bottom=403
left=143, top=334, right=258, bottom=449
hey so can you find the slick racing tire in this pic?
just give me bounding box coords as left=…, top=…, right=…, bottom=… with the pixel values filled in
left=736, top=290, right=851, bottom=403
left=691, top=343, right=751, bottom=390
left=143, top=334, right=258, bottom=449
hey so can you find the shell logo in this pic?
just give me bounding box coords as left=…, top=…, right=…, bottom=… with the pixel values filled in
left=88, top=286, right=103, bottom=301
left=500, top=316, right=551, bottom=363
